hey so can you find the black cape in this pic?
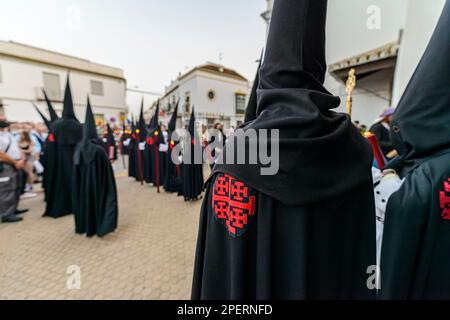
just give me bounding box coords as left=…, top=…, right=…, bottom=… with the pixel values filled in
left=380, top=1, right=450, bottom=299
left=181, top=108, right=204, bottom=201
left=128, top=116, right=137, bottom=178
left=164, top=101, right=182, bottom=193
left=73, top=99, right=118, bottom=237
left=192, top=0, right=376, bottom=299
left=44, top=75, right=83, bottom=218
left=147, top=102, right=166, bottom=187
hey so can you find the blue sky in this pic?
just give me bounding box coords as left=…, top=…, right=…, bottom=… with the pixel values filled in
left=0, top=0, right=267, bottom=109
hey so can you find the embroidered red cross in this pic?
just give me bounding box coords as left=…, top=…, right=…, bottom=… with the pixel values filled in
left=48, top=133, right=55, bottom=142
left=440, top=178, right=450, bottom=220
left=212, top=174, right=256, bottom=237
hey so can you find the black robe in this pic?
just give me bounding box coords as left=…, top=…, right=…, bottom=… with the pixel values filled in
left=192, top=0, right=376, bottom=300
left=73, top=103, right=118, bottom=237
left=44, top=77, right=83, bottom=218
left=181, top=109, right=204, bottom=201
left=128, top=133, right=137, bottom=178
left=74, top=142, right=118, bottom=237
left=44, top=119, right=83, bottom=218
left=380, top=1, right=450, bottom=299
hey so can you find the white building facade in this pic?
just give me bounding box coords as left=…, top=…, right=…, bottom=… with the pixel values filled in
left=159, top=63, right=250, bottom=130
left=261, top=0, right=446, bottom=126
left=0, top=41, right=127, bottom=123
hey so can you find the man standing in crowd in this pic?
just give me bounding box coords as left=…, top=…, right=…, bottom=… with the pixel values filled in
left=0, top=117, right=26, bottom=223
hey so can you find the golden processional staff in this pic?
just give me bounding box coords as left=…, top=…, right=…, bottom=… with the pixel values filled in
left=345, top=68, right=357, bottom=117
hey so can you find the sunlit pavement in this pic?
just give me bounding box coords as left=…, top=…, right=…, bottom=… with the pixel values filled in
left=0, top=164, right=203, bottom=300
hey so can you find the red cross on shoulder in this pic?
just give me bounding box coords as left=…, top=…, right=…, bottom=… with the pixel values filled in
left=212, top=174, right=257, bottom=238
left=440, top=178, right=450, bottom=221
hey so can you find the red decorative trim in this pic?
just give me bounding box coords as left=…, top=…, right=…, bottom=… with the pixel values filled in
left=440, top=178, right=450, bottom=220
left=212, top=174, right=256, bottom=237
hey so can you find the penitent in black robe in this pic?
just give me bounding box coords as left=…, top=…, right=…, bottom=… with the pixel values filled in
left=380, top=1, right=450, bottom=300
left=44, top=76, right=83, bottom=218
left=147, top=102, right=167, bottom=188
left=181, top=108, right=204, bottom=201
left=164, top=101, right=182, bottom=193
left=192, top=0, right=376, bottom=300
left=128, top=119, right=137, bottom=178
left=73, top=100, right=118, bottom=237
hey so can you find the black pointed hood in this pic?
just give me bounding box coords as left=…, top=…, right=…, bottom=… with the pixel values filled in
left=137, top=99, right=146, bottom=142
left=149, top=100, right=160, bottom=131
left=74, top=97, right=99, bottom=165
left=244, top=54, right=263, bottom=123
left=188, top=106, right=201, bottom=143
left=62, top=74, right=78, bottom=120
left=391, top=1, right=450, bottom=170
left=33, top=104, right=51, bottom=129
left=84, top=98, right=98, bottom=141
left=168, top=100, right=179, bottom=132
left=42, top=90, right=59, bottom=122
left=212, top=0, right=372, bottom=206
left=148, top=100, right=165, bottom=144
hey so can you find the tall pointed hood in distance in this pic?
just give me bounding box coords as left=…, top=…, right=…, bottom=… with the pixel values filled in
left=84, top=97, right=98, bottom=141
left=33, top=104, right=51, bottom=129
left=168, top=100, right=179, bottom=132
left=149, top=100, right=160, bottom=131
left=188, top=106, right=201, bottom=143
left=74, top=97, right=100, bottom=166
left=42, top=90, right=59, bottom=122
left=62, top=74, right=78, bottom=120
left=137, top=99, right=146, bottom=142
left=391, top=0, right=450, bottom=167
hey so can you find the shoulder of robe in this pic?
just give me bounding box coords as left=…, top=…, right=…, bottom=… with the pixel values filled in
left=210, top=173, right=257, bottom=238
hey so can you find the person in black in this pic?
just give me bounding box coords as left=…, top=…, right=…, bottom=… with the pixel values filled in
left=181, top=107, right=204, bottom=201
left=369, top=108, right=395, bottom=158
left=43, top=75, right=83, bottom=218
left=164, top=101, right=182, bottom=193
left=128, top=116, right=137, bottom=178
left=380, top=1, right=450, bottom=299
left=192, top=0, right=376, bottom=300
left=146, top=101, right=166, bottom=188
left=105, top=123, right=118, bottom=162
left=73, top=99, right=118, bottom=237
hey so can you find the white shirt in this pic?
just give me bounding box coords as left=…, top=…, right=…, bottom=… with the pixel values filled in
left=0, top=131, right=22, bottom=160
left=372, top=167, right=404, bottom=268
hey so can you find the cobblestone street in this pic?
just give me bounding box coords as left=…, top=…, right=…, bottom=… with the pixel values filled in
left=0, top=171, right=203, bottom=300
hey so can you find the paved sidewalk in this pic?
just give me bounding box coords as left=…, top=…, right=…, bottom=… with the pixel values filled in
left=0, top=175, right=202, bottom=300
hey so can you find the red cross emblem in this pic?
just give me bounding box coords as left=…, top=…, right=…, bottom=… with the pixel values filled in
left=440, top=178, right=450, bottom=220
left=47, top=133, right=55, bottom=143
left=212, top=174, right=256, bottom=237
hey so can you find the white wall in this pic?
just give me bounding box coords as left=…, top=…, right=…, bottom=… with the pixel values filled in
left=0, top=55, right=127, bottom=122
left=391, top=0, right=446, bottom=105
left=323, top=0, right=408, bottom=125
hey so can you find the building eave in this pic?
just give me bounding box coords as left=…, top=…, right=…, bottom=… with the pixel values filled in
left=0, top=40, right=126, bottom=81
